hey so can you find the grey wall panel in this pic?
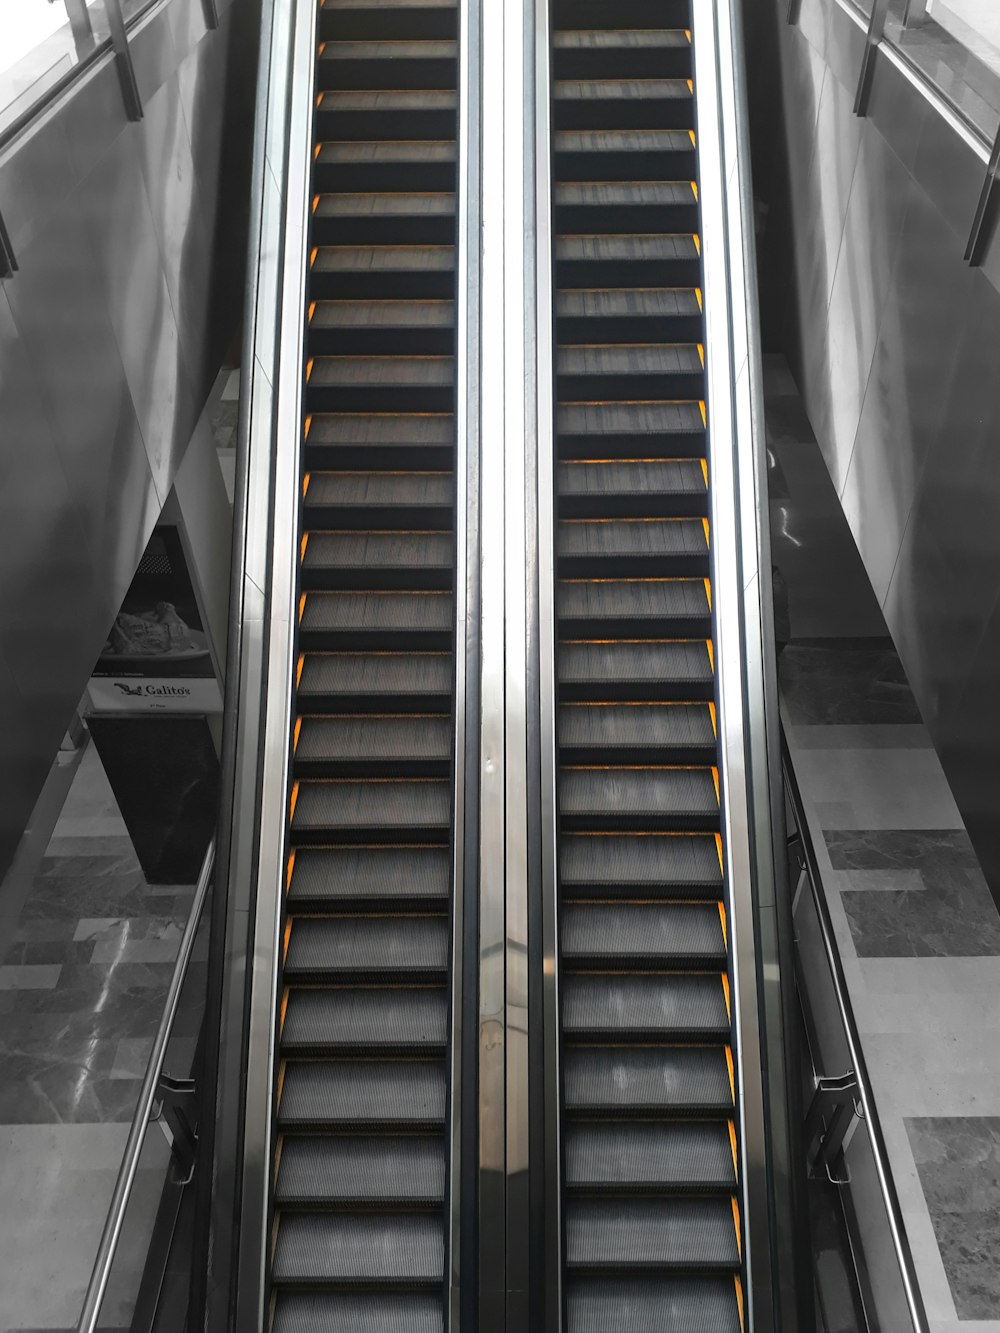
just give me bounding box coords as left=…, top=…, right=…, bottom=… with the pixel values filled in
left=0, top=0, right=259, bottom=874
left=750, top=0, right=1000, bottom=895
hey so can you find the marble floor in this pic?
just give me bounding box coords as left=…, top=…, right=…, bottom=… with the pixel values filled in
left=0, top=741, right=202, bottom=1333
left=767, top=354, right=1000, bottom=1331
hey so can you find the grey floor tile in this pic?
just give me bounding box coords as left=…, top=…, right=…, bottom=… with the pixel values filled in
left=906, top=1117, right=1000, bottom=1320
left=824, top=829, right=981, bottom=872
left=780, top=643, right=922, bottom=725
left=0, top=965, right=62, bottom=990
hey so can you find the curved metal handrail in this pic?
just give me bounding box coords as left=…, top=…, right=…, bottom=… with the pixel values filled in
left=76, top=837, right=216, bottom=1333
left=781, top=729, right=929, bottom=1333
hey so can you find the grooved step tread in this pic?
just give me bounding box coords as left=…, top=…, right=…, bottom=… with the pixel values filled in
left=316, top=142, right=456, bottom=166
left=307, top=415, right=453, bottom=448
left=282, top=987, right=448, bottom=1051
left=558, top=459, right=705, bottom=495
left=297, top=715, right=452, bottom=762
left=310, top=357, right=454, bottom=387
left=557, top=234, right=699, bottom=263
left=566, top=1198, right=739, bottom=1271
left=558, top=577, right=710, bottom=623
left=306, top=471, right=452, bottom=507
left=312, top=246, right=454, bottom=273
left=562, top=974, right=729, bottom=1038
left=303, top=533, right=453, bottom=575
left=560, top=767, right=718, bottom=825
left=292, top=779, right=452, bottom=834
left=566, top=1278, right=742, bottom=1333
left=564, top=1047, right=733, bottom=1113
left=554, top=79, right=692, bottom=101
left=272, top=1212, right=444, bottom=1284
left=272, top=1292, right=444, bottom=1333
left=319, top=39, right=457, bottom=59
left=560, top=833, right=722, bottom=894
left=557, top=343, right=702, bottom=376
left=297, top=653, right=453, bottom=704
left=554, top=31, right=690, bottom=51
left=325, top=0, right=456, bottom=8
left=565, top=1122, right=736, bottom=1190
left=288, top=845, right=451, bottom=904
left=315, top=194, right=455, bottom=219
left=558, top=641, right=713, bottom=691
left=301, top=592, right=453, bottom=632
left=560, top=903, right=725, bottom=965
left=285, top=916, right=449, bottom=978
left=555, top=129, right=694, bottom=153
left=312, top=301, right=455, bottom=329
left=558, top=400, right=704, bottom=440
left=279, top=1060, right=446, bottom=1128
left=559, top=703, right=714, bottom=750
left=556, top=287, right=701, bottom=318
left=318, top=89, right=457, bottom=111
left=276, top=1136, right=446, bottom=1205
left=558, top=518, right=708, bottom=559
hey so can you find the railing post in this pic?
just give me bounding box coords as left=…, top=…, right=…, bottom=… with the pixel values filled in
left=202, top=0, right=220, bottom=30
left=0, top=209, right=17, bottom=278
left=966, top=124, right=1000, bottom=265
left=105, top=0, right=143, bottom=121
left=855, top=0, right=891, bottom=116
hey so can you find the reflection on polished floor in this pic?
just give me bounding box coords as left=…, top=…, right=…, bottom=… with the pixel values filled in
left=767, top=354, right=1000, bottom=1331
left=0, top=741, right=201, bottom=1333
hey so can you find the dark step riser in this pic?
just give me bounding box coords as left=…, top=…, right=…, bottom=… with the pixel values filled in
left=283, top=965, right=450, bottom=984
left=557, top=554, right=709, bottom=578
left=292, top=824, right=450, bottom=847
left=301, top=568, right=453, bottom=594
left=316, top=60, right=457, bottom=92
left=304, top=503, right=453, bottom=531
left=553, top=101, right=694, bottom=133
left=557, top=371, right=704, bottom=402
left=556, top=204, right=699, bottom=235
left=558, top=494, right=706, bottom=520
left=557, top=435, right=705, bottom=463
left=559, top=744, right=716, bottom=767
left=296, top=692, right=454, bottom=716
left=294, top=757, right=452, bottom=780
left=312, top=215, right=456, bottom=247
left=557, top=679, right=714, bottom=705
left=320, top=11, right=458, bottom=43
left=309, top=270, right=455, bottom=302
left=554, top=150, right=695, bottom=183
left=299, top=629, right=453, bottom=652
left=316, top=110, right=457, bottom=142
left=559, top=812, right=719, bottom=835
left=556, top=313, right=702, bottom=345
left=306, top=444, right=455, bottom=472
left=558, top=615, right=711, bottom=640
left=553, top=0, right=691, bottom=26
left=314, top=162, right=456, bottom=194
left=554, top=52, right=692, bottom=81
left=306, top=385, right=454, bottom=414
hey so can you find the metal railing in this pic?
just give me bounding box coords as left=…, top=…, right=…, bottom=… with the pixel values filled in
left=788, top=0, right=1000, bottom=265
left=75, top=838, right=216, bottom=1333
left=781, top=732, right=929, bottom=1333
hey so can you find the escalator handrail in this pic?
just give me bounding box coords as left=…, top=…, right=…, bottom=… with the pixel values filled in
left=76, top=838, right=216, bottom=1333
left=780, top=728, right=929, bottom=1333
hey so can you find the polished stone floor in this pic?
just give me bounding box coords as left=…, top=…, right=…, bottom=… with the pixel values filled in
left=768, top=353, right=1000, bottom=1332
left=0, top=742, right=199, bottom=1333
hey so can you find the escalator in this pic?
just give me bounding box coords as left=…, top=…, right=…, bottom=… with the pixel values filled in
left=546, top=1, right=746, bottom=1328
left=268, top=0, right=459, bottom=1327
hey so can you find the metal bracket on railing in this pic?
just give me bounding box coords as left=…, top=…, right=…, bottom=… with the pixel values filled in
left=786, top=0, right=803, bottom=24
left=202, top=0, right=220, bottom=30
left=855, top=0, right=891, bottom=117
left=806, top=1071, right=860, bottom=1186
left=966, top=125, right=1000, bottom=266
left=105, top=0, right=143, bottom=121
left=156, top=1073, right=199, bottom=1186
left=0, top=209, right=17, bottom=278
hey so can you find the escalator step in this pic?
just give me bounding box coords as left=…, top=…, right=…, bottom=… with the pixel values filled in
left=309, top=300, right=455, bottom=354
left=300, top=591, right=453, bottom=650
left=279, top=1059, right=446, bottom=1129
left=272, top=1292, right=444, bottom=1333
left=282, top=987, right=448, bottom=1052
left=563, top=1047, right=733, bottom=1115
left=566, top=1278, right=741, bottom=1333
left=556, top=233, right=700, bottom=286
left=553, top=80, right=694, bottom=133
left=559, top=766, right=718, bottom=830
left=555, top=185, right=698, bottom=236
left=288, top=845, right=451, bottom=907
left=558, top=459, right=704, bottom=501
left=317, top=41, right=457, bottom=93
left=562, top=974, right=729, bottom=1040
left=276, top=1135, right=445, bottom=1206
left=558, top=641, right=713, bottom=702
left=557, top=518, right=708, bottom=572
left=310, top=243, right=455, bottom=300
left=565, top=1123, right=736, bottom=1191
left=565, top=1198, right=739, bottom=1272
left=272, top=1212, right=444, bottom=1284
left=292, top=779, right=451, bottom=841
left=557, top=399, right=704, bottom=454
left=313, top=193, right=455, bottom=246
left=559, top=703, right=715, bottom=763
left=302, top=534, right=453, bottom=590
left=554, top=130, right=696, bottom=181
left=305, top=414, right=454, bottom=470
left=295, top=714, right=452, bottom=776
left=304, top=470, right=453, bottom=528
left=317, top=89, right=456, bottom=140
left=560, top=833, right=722, bottom=896
left=552, top=29, right=691, bottom=81
left=285, top=916, right=449, bottom=980
left=557, top=578, right=710, bottom=637
left=557, top=344, right=703, bottom=400
left=307, top=356, right=454, bottom=412
left=561, top=903, right=725, bottom=967
left=297, top=653, right=453, bottom=711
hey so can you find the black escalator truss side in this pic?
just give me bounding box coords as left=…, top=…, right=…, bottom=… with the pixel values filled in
left=549, top=0, right=747, bottom=1328
left=267, top=3, right=460, bottom=1329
